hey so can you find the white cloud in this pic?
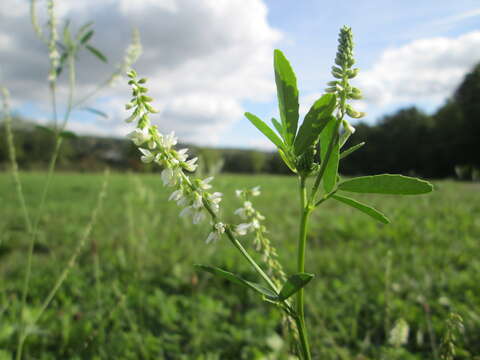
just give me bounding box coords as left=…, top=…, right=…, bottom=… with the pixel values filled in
left=359, top=31, right=480, bottom=109
left=0, top=0, right=281, bottom=146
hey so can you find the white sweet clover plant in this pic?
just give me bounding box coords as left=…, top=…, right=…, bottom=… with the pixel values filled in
left=123, top=25, right=434, bottom=360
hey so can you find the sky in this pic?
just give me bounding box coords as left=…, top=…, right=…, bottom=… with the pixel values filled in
left=1, top=0, right=479, bottom=150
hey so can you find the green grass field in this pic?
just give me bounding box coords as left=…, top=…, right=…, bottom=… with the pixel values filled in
left=1, top=172, right=479, bottom=359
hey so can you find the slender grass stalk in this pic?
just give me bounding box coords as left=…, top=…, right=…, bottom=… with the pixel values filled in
left=30, top=0, right=46, bottom=43
left=1, top=88, right=32, bottom=233
left=16, top=170, right=109, bottom=360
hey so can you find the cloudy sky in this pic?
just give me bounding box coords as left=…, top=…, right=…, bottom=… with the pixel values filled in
left=1, top=0, right=479, bottom=149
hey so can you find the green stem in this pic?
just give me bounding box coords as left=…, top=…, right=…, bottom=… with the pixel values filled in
left=296, top=176, right=312, bottom=360
left=1, top=88, right=32, bottom=233
left=17, top=48, right=77, bottom=360
left=61, top=55, right=76, bottom=130
left=225, top=227, right=279, bottom=293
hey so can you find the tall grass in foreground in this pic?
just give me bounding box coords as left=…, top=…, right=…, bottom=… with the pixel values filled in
left=121, top=27, right=435, bottom=358
left=1, top=0, right=140, bottom=358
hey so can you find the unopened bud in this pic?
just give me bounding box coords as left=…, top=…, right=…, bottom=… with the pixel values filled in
left=145, top=103, right=158, bottom=113
left=347, top=68, right=359, bottom=79
left=346, top=105, right=365, bottom=119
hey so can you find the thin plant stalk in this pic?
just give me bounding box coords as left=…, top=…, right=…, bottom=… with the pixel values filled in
left=16, top=171, right=109, bottom=360
left=17, top=40, right=76, bottom=360
left=1, top=88, right=32, bottom=233
left=296, top=177, right=312, bottom=360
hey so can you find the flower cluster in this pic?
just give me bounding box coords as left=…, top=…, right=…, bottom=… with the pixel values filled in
left=325, top=25, right=365, bottom=145
left=47, top=0, right=59, bottom=84
left=233, top=187, right=286, bottom=285
left=125, top=70, right=223, bottom=243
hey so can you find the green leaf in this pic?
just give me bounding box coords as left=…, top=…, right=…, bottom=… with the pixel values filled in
left=294, top=94, right=336, bottom=156
left=86, top=45, right=108, bottom=63
left=278, top=148, right=297, bottom=173
left=245, top=112, right=284, bottom=150
left=271, top=117, right=284, bottom=139
left=320, top=117, right=339, bottom=193
left=340, top=142, right=365, bottom=159
left=274, top=49, right=299, bottom=146
left=77, top=21, right=94, bottom=39
left=80, top=30, right=94, bottom=44
left=332, top=194, right=390, bottom=224
left=82, top=107, right=108, bottom=119
left=278, top=273, right=314, bottom=301
left=338, top=174, right=434, bottom=195
left=195, top=265, right=277, bottom=299
left=62, top=20, right=74, bottom=50
left=56, top=52, right=68, bottom=77
left=59, top=130, right=77, bottom=139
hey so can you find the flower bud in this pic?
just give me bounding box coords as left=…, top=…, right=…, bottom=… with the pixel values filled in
left=346, top=105, right=365, bottom=119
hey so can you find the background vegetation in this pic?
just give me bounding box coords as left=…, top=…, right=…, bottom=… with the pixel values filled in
left=0, top=173, right=479, bottom=359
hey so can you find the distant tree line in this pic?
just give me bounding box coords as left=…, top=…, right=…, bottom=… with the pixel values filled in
left=1, top=63, right=479, bottom=179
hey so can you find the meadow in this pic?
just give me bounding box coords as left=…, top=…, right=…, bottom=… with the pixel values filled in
left=0, top=172, right=479, bottom=359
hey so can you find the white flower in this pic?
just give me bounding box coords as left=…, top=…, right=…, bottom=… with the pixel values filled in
left=177, top=194, right=190, bottom=207
left=192, top=192, right=203, bottom=209
left=161, top=167, right=182, bottom=186
left=169, top=189, right=184, bottom=202
left=179, top=206, right=194, bottom=219
left=128, top=128, right=151, bottom=146
left=148, top=139, right=157, bottom=149
left=179, top=205, right=205, bottom=224
left=161, top=131, right=177, bottom=149
left=208, top=192, right=223, bottom=213
left=198, top=177, right=213, bottom=190
left=234, top=201, right=253, bottom=219
left=235, top=223, right=252, bottom=236
left=206, top=222, right=225, bottom=244
left=251, top=186, right=261, bottom=196
left=183, top=157, right=198, bottom=172
left=193, top=210, right=206, bottom=224
left=235, top=189, right=244, bottom=198
left=139, top=148, right=156, bottom=163
left=235, top=218, right=260, bottom=236
left=175, top=148, right=189, bottom=162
